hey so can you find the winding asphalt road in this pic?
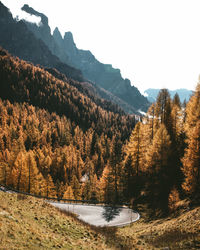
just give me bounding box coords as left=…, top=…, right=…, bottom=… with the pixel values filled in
left=49, top=202, right=140, bottom=227
left=0, top=186, right=140, bottom=227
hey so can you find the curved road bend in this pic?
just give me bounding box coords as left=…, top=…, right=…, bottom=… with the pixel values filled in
left=49, top=202, right=140, bottom=227
left=0, top=187, right=140, bottom=227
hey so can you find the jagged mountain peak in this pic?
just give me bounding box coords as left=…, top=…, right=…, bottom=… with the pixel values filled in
left=53, top=27, right=63, bottom=41
left=53, top=27, right=62, bottom=36
left=64, top=31, right=75, bottom=44
left=0, top=2, right=149, bottom=113
left=21, top=4, right=48, bottom=25
left=0, top=2, right=84, bottom=82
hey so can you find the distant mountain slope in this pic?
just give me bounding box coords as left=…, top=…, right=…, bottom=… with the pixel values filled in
left=144, top=88, right=193, bottom=103
left=21, top=4, right=149, bottom=113
left=45, top=67, right=138, bottom=114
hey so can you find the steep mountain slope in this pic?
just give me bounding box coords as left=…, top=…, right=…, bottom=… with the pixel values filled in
left=21, top=4, right=149, bottom=113
left=0, top=47, right=135, bottom=137
left=0, top=2, right=83, bottom=82
left=21, top=4, right=70, bottom=67
left=144, top=88, right=193, bottom=103
left=45, top=67, right=139, bottom=114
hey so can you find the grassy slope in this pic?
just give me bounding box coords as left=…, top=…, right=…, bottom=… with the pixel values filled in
left=0, top=192, right=200, bottom=250
left=119, top=204, right=200, bottom=249
left=0, top=192, right=131, bottom=249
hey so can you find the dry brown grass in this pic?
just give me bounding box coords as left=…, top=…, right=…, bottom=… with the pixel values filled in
left=0, top=192, right=200, bottom=249
left=118, top=203, right=200, bottom=249
left=0, top=192, right=109, bottom=249
left=0, top=192, right=134, bottom=249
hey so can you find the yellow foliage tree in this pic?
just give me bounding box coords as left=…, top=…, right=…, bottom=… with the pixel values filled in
left=145, top=124, right=171, bottom=210
left=184, top=81, right=200, bottom=134
left=168, top=187, right=180, bottom=212
left=127, top=122, right=144, bottom=176
left=182, top=121, right=200, bottom=197
left=63, top=186, right=75, bottom=200
left=45, top=174, right=57, bottom=198
left=182, top=82, right=200, bottom=199
left=26, top=150, right=39, bottom=194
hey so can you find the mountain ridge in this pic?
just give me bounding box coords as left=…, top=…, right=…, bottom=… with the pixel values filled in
left=20, top=3, right=149, bottom=113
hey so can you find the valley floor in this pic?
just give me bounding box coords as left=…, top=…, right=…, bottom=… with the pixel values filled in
left=0, top=192, right=200, bottom=249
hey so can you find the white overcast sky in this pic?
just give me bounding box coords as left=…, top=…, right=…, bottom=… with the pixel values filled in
left=2, top=0, right=200, bottom=93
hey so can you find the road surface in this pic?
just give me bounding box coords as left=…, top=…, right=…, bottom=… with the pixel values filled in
left=49, top=202, right=140, bottom=227
left=0, top=186, right=140, bottom=227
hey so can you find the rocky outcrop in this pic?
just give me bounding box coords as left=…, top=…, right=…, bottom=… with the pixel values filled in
left=56, top=32, right=149, bottom=112
left=59, top=31, right=149, bottom=111
left=21, top=4, right=149, bottom=113
left=0, top=2, right=83, bottom=82
left=21, top=4, right=70, bottom=65
left=0, top=2, right=149, bottom=113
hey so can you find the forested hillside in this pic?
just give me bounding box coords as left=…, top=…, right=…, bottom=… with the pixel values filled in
left=0, top=47, right=136, bottom=202
left=0, top=48, right=200, bottom=213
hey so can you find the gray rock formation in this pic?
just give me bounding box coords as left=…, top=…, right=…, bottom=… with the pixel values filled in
left=0, top=2, right=84, bottom=82
left=21, top=4, right=149, bottom=113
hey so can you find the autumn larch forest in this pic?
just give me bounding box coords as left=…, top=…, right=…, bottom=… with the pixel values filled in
left=0, top=47, right=199, bottom=214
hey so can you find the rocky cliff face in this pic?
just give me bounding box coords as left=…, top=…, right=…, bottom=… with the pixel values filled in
left=59, top=31, right=149, bottom=111
left=0, top=2, right=149, bottom=113
left=21, top=4, right=149, bottom=113
left=0, top=2, right=83, bottom=82
left=21, top=4, right=70, bottom=65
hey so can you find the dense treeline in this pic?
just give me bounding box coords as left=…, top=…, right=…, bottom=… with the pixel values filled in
left=0, top=99, right=119, bottom=200
left=122, top=89, right=185, bottom=212
left=45, top=67, right=126, bottom=116
left=121, top=84, right=200, bottom=213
